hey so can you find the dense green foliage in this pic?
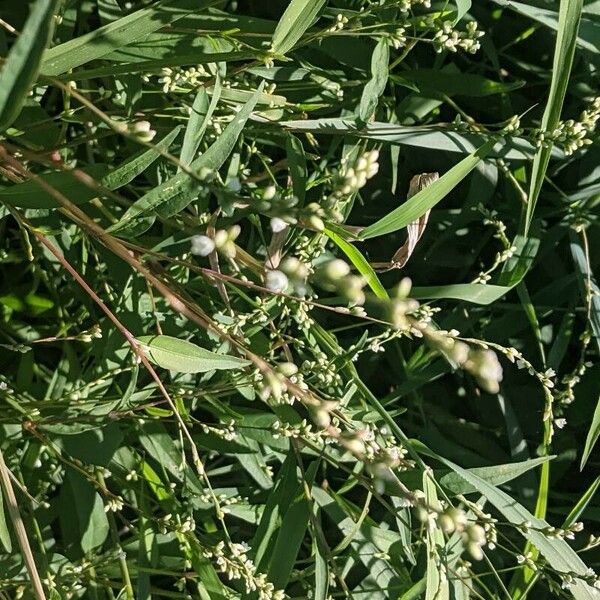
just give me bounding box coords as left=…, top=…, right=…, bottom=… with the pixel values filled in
left=0, top=1, right=599, bottom=599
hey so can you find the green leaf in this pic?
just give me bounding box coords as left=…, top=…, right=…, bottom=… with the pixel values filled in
left=279, top=119, right=541, bottom=159
left=181, top=89, right=208, bottom=168
left=139, top=422, right=204, bottom=494
left=359, top=139, right=496, bottom=239
left=109, top=83, right=263, bottom=237
left=581, top=396, right=600, bottom=470
left=0, top=165, right=109, bottom=208
left=271, top=0, right=326, bottom=55
left=493, top=1, right=598, bottom=53
left=314, top=524, right=330, bottom=600
left=522, top=0, right=583, bottom=234
left=358, top=37, right=389, bottom=123
left=423, top=471, right=449, bottom=600
left=0, top=485, right=11, bottom=553
left=570, top=231, right=600, bottom=354
left=411, top=283, right=513, bottom=305
left=137, top=335, right=249, bottom=373
left=455, top=0, right=472, bottom=21
left=252, top=452, right=299, bottom=570
left=434, top=455, right=599, bottom=600
left=324, top=228, right=389, bottom=299
left=102, top=126, right=182, bottom=190
left=59, top=471, right=109, bottom=554
left=394, top=69, right=524, bottom=97
left=286, top=134, right=307, bottom=203
left=40, top=0, right=210, bottom=76
left=439, top=456, right=553, bottom=495
left=267, top=461, right=318, bottom=589
left=0, top=0, right=60, bottom=133
left=56, top=52, right=252, bottom=81
left=180, top=77, right=221, bottom=168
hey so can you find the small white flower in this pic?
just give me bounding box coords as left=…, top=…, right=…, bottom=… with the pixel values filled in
left=555, top=418, right=567, bottom=429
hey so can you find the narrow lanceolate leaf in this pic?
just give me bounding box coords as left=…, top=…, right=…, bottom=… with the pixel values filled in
left=359, top=139, right=496, bottom=239
left=41, top=0, right=211, bottom=76
left=411, top=283, right=514, bottom=305
left=136, top=335, right=250, bottom=373
left=109, top=84, right=263, bottom=237
left=267, top=462, right=318, bottom=589
left=271, top=0, right=327, bottom=55
left=0, top=486, right=11, bottom=552
left=423, top=471, right=450, bottom=600
left=314, top=527, right=330, bottom=600
left=439, top=456, right=553, bottom=495
left=437, top=456, right=600, bottom=600
left=358, top=37, right=390, bottom=123
left=180, top=89, right=211, bottom=168
left=492, top=1, right=598, bottom=53
left=0, top=0, right=60, bottom=133
left=102, top=126, right=182, bottom=190
left=570, top=231, right=600, bottom=354
left=0, top=165, right=109, bottom=208
left=324, top=228, right=389, bottom=300
left=523, top=0, right=583, bottom=234
left=286, top=134, right=307, bottom=203
left=581, top=396, right=600, bottom=471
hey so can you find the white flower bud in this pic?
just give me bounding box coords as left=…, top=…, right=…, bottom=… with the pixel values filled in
left=191, top=235, right=215, bottom=256
left=129, top=120, right=156, bottom=142
left=270, top=217, right=288, bottom=233
left=265, top=270, right=288, bottom=293
left=324, top=259, right=351, bottom=280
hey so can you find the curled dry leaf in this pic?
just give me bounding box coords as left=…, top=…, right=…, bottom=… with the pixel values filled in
left=371, top=172, right=439, bottom=271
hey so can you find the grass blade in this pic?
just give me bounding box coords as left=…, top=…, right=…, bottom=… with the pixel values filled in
left=271, top=0, right=326, bottom=55
left=581, top=397, right=600, bottom=470
left=41, top=0, right=211, bottom=76
left=522, top=0, right=583, bottom=234
left=324, top=228, right=389, bottom=299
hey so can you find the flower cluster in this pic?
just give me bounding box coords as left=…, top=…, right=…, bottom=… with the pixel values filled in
left=328, top=13, right=349, bottom=32
left=316, top=259, right=367, bottom=306
left=191, top=225, right=240, bottom=259
left=534, top=96, right=600, bottom=155
left=333, top=150, right=380, bottom=199
left=203, top=542, right=285, bottom=600
left=399, top=0, right=431, bottom=11
left=157, top=65, right=210, bottom=93
left=432, top=20, right=484, bottom=54
left=76, top=323, right=102, bottom=342
left=272, top=418, right=335, bottom=444
left=426, top=329, right=504, bottom=394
